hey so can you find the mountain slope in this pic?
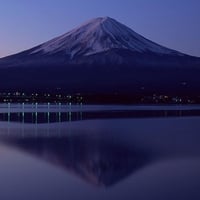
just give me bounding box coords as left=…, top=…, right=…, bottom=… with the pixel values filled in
left=0, top=17, right=200, bottom=97
left=30, top=17, right=183, bottom=57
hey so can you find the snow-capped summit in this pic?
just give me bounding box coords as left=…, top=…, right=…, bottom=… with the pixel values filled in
left=30, top=16, right=183, bottom=58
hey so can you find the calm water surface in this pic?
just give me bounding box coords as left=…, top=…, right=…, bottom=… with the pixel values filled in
left=0, top=104, right=200, bottom=200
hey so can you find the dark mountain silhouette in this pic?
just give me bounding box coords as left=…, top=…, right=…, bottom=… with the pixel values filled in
left=0, top=17, right=199, bottom=96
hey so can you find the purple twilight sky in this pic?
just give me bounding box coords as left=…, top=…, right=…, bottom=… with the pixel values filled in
left=0, top=0, right=199, bottom=58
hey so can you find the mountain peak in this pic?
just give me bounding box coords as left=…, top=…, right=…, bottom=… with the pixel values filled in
left=30, top=17, right=183, bottom=58
left=85, top=16, right=113, bottom=24
left=101, top=16, right=111, bottom=20
left=98, top=16, right=116, bottom=23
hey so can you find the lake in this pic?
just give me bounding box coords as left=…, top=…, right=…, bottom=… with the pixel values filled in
left=0, top=103, right=200, bottom=200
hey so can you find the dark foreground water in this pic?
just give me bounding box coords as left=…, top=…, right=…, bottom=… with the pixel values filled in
left=0, top=104, right=200, bottom=200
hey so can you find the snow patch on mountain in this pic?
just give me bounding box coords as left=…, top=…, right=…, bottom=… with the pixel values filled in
left=31, top=17, right=184, bottom=58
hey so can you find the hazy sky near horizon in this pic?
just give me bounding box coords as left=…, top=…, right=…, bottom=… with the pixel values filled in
left=0, top=0, right=200, bottom=58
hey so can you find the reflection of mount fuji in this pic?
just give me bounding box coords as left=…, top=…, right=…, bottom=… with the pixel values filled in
left=1, top=133, right=150, bottom=187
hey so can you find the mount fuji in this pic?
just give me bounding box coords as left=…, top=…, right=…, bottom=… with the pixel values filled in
left=0, top=17, right=200, bottom=96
